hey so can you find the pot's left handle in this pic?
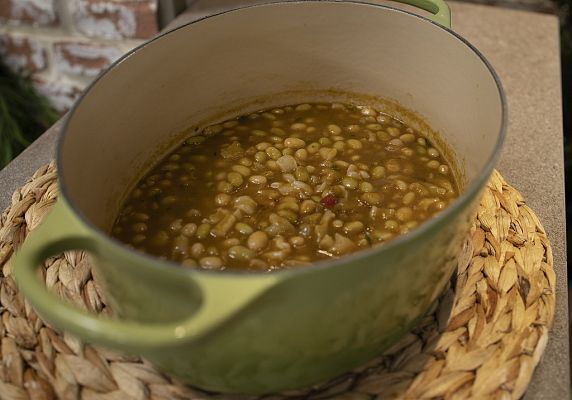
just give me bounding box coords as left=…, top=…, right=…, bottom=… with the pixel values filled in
left=393, top=0, right=451, bottom=28
left=13, top=202, right=278, bottom=353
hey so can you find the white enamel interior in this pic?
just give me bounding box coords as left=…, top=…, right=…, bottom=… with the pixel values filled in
left=60, top=1, right=503, bottom=229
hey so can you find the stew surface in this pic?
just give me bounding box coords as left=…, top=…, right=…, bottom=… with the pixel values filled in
left=112, top=102, right=458, bottom=270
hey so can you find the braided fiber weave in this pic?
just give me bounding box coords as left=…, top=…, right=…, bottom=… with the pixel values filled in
left=0, top=163, right=555, bottom=399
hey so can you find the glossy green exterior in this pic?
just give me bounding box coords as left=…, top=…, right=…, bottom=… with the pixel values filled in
left=14, top=192, right=478, bottom=393
left=396, top=0, right=451, bottom=27
left=13, top=0, right=504, bottom=394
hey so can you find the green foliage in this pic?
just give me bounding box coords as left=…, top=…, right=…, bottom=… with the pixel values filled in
left=0, top=59, right=59, bottom=169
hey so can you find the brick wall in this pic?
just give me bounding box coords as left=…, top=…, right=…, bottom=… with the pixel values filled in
left=0, top=0, right=159, bottom=112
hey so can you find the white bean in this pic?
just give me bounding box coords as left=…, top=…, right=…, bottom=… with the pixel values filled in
left=249, top=175, right=267, bottom=185
left=248, top=231, right=269, bottom=251
left=284, top=138, right=306, bottom=149
left=276, top=155, right=298, bottom=172
left=199, top=256, right=223, bottom=269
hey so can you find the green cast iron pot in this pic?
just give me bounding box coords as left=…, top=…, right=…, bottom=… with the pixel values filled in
left=13, top=0, right=506, bottom=394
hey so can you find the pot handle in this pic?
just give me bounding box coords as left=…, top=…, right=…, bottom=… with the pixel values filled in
left=13, top=202, right=278, bottom=353
left=394, top=0, right=451, bottom=28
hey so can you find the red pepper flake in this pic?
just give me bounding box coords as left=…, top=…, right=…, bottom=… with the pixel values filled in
left=320, top=194, right=337, bottom=209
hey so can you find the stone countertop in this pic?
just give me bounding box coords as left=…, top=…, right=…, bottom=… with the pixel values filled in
left=0, top=1, right=568, bottom=398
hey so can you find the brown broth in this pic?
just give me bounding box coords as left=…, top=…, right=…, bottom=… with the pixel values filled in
left=112, top=102, right=458, bottom=271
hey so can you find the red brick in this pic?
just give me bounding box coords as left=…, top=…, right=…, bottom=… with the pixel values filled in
left=74, top=0, right=158, bottom=40
left=0, top=0, right=58, bottom=26
left=54, top=41, right=126, bottom=77
left=0, top=34, right=47, bottom=73
left=34, top=77, right=86, bottom=112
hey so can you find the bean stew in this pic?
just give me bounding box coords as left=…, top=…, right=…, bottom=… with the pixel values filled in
left=111, top=102, right=458, bottom=271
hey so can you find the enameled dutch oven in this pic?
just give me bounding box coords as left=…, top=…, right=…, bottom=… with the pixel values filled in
left=13, top=0, right=506, bottom=394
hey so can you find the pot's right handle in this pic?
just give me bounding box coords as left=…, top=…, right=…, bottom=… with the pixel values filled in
left=394, top=0, right=451, bottom=28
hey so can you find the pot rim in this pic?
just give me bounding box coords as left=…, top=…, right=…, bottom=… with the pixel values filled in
left=57, top=0, right=507, bottom=277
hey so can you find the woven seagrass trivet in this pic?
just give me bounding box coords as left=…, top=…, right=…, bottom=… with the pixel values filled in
left=0, top=163, right=555, bottom=400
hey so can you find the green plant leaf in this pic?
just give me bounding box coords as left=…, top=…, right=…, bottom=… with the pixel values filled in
left=0, top=58, right=60, bottom=169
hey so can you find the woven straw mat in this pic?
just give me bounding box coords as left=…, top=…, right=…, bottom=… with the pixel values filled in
left=0, top=163, right=555, bottom=400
